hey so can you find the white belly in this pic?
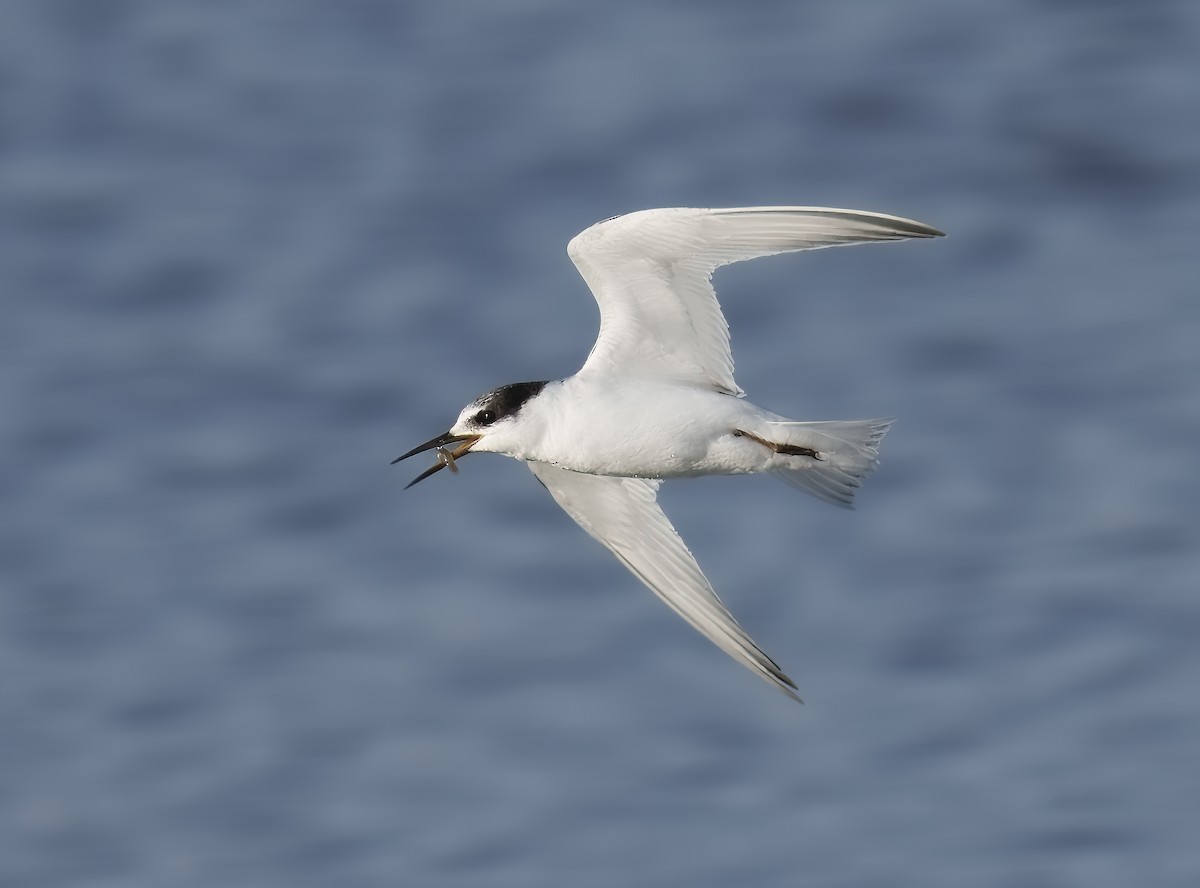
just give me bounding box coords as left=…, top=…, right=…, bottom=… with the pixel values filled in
left=527, top=377, right=775, bottom=478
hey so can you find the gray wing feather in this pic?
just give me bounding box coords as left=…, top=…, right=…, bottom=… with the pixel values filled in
left=568, top=206, right=943, bottom=395
left=528, top=461, right=801, bottom=701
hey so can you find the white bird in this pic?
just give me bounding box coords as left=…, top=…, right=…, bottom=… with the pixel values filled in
left=395, top=206, right=943, bottom=701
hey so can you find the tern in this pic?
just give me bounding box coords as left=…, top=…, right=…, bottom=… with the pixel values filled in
left=395, top=206, right=943, bottom=701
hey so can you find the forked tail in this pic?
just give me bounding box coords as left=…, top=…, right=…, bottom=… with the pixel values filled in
left=765, top=418, right=893, bottom=508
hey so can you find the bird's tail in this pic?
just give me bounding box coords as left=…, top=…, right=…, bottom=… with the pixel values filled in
left=764, top=418, right=893, bottom=508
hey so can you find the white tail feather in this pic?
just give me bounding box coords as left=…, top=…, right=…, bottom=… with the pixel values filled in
left=766, top=418, right=893, bottom=508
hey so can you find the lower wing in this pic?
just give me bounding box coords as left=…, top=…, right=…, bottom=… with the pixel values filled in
left=528, top=461, right=801, bottom=702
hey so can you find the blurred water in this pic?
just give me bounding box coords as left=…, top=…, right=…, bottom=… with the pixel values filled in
left=2, top=1, right=1199, bottom=886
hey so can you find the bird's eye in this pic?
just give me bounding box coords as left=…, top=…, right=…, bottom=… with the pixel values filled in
left=476, top=409, right=497, bottom=426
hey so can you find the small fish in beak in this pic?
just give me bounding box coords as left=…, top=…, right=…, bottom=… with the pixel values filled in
left=391, top=431, right=480, bottom=489
left=436, top=446, right=460, bottom=474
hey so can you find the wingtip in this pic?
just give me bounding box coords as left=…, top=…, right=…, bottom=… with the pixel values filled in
left=762, top=657, right=804, bottom=703
left=876, top=215, right=945, bottom=239
left=777, top=680, right=805, bottom=705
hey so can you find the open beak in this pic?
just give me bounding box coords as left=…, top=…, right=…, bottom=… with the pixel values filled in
left=391, top=431, right=481, bottom=489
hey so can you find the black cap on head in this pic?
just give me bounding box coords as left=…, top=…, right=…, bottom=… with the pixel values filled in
left=469, top=380, right=549, bottom=426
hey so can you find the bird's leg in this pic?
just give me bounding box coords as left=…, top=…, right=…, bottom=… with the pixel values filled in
left=733, top=429, right=822, bottom=460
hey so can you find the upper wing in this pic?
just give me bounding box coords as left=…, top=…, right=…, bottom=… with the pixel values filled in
left=568, top=206, right=944, bottom=396
left=528, top=460, right=801, bottom=701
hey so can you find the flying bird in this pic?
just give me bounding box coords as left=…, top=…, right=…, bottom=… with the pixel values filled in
left=395, top=206, right=943, bottom=701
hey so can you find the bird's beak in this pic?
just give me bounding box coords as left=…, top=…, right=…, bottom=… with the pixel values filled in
left=391, top=431, right=481, bottom=489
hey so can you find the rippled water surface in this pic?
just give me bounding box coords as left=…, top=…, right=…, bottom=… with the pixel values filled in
left=2, top=2, right=1199, bottom=886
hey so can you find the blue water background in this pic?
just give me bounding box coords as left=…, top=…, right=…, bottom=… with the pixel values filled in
left=2, top=2, right=1199, bottom=886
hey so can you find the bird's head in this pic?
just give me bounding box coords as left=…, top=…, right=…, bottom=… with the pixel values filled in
left=392, top=380, right=549, bottom=488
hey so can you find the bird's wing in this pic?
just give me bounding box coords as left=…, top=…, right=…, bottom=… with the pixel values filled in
left=528, top=460, right=801, bottom=701
left=568, top=206, right=944, bottom=396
